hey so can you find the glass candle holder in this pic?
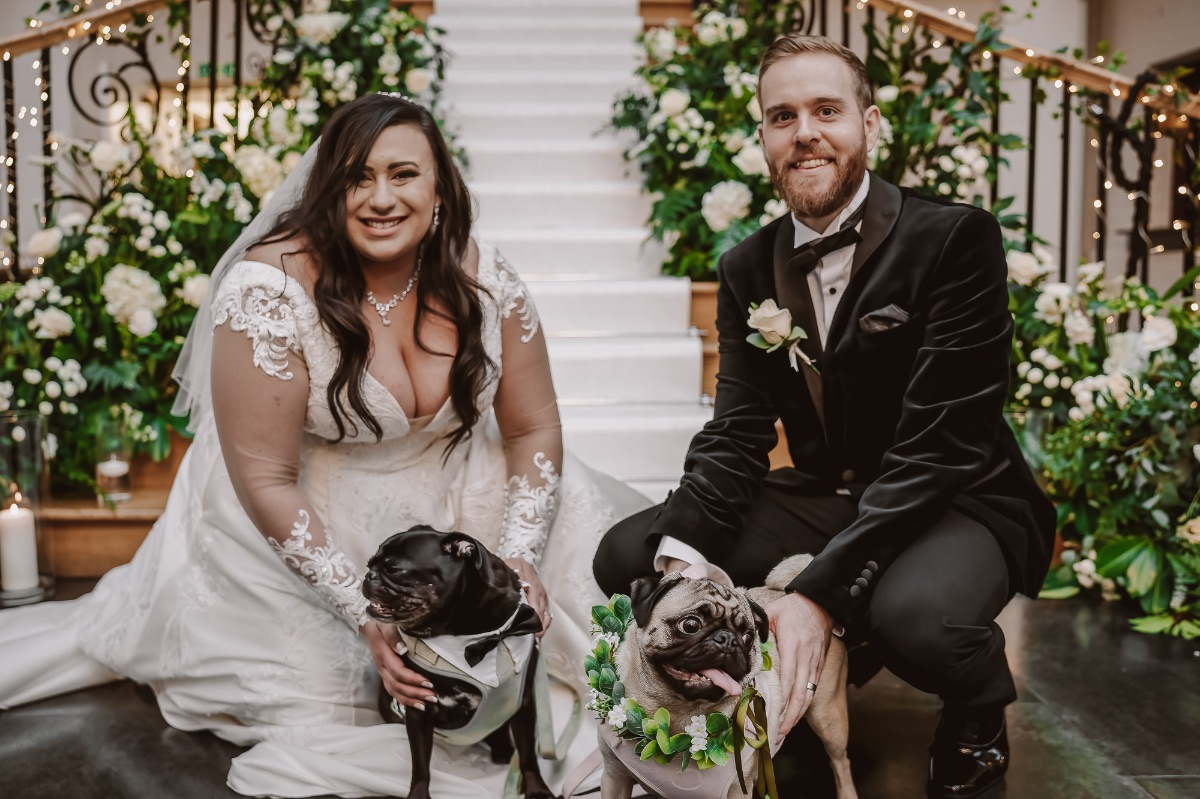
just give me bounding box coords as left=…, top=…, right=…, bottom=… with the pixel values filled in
left=95, top=418, right=133, bottom=505
left=0, top=411, right=48, bottom=606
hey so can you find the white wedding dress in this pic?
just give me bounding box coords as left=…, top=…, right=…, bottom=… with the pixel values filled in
left=0, top=242, right=649, bottom=798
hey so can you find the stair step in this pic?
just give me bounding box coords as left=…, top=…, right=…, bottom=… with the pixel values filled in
left=430, top=15, right=643, bottom=44
left=447, top=102, right=617, bottom=141
left=546, top=337, right=702, bottom=402
left=480, top=227, right=665, bottom=278
left=472, top=181, right=651, bottom=229
left=443, top=71, right=634, bottom=105
left=561, top=403, right=711, bottom=481
left=434, top=0, right=638, bottom=15
left=447, top=42, right=643, bottom=73
left=526, top=276, right=691, bottom=335
left=462, top=139, right=633, bottom=183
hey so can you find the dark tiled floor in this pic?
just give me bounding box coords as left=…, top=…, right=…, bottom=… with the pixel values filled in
left=1, top=586, right=1197, bottom=798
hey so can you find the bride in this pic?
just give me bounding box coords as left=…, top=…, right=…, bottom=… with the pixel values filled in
left=0, top=93, right=649, bottom=797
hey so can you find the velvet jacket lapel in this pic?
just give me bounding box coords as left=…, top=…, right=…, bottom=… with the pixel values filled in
left=772, top=216, right=825, bottom=433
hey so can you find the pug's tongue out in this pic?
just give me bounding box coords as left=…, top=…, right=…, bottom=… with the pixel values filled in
left=664, top=665, right=743, bottom=696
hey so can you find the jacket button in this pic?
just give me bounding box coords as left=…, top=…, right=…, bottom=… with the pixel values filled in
left=854, top=577, right=869, bottom=588
left=865, top=560, right=879, bottom=572
left=861, top=569, right=873, bottom=579
left=841, top=469, right=855, bottom=483
left=849, top=585, right=862, bottom=597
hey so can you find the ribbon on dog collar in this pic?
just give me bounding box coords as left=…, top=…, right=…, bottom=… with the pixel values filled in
left=733, top=687, right=779, bottom=799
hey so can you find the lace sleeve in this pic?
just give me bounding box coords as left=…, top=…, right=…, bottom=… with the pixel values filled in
left=210, top=262, right=369, bottom=628
left=490, top=252, right=562, bottom=568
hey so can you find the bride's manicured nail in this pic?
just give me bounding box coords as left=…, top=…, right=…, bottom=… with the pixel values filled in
left=422, top=681, right=434, bottom=689
left=426, top=695, right=438, bottom=703
left=414, top=702, right=425, bottom=711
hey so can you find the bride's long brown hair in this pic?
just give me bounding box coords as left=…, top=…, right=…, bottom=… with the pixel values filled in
left=259, top=94, right=490, bottom=451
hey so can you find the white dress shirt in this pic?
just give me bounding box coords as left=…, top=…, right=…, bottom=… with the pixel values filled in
left=653, top=174, right=871, bottom=573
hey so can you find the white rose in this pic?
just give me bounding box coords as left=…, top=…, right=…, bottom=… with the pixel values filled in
left=127, top=307, right=158, bottom=338
left=404, top=67, right=433, bottom=95
left=1026, top=367, right=1044, bottom=384
left=58, top=211, right=88, bottom=233
left=378, top=51, right=402, bottom=76
left=1006, top=249, right=1044, bottom=286
left=29, top=307, right=74, bottom=339
left=731, top=140, right=769, bottom=177
left=90, top=140, right=131, bottom=173
left=645, top=27, right=677, bottom=62
left=45, top=356, right=62, bottom=371
left=1064, top=310, right=1095, bottom=346
left=724, top=129, right=747, bottom=153
left=728, top=18, right=748, bottom=39
left=659, top=88, right=690, bottom=118
left=25, top=227, right=63, bottom=259
left=23, top=368, right=41, bottom=384
left=875, top=85, right=899, bottom=103
left=1043, top=373, right=1060, bottom=389
left=44, top=381, right=61, bottom=399
left=1016, top=361, right=1031, bottom=378
left=1103, top=331, right=1146, bottom=376
left=1138, top=316, right=1177, bottom=354
left=1076, top=261, right=1104, bottom=285
left=178, top=274, right=211, bottom=308
left=747, top=299, right=793, bottom=345
left=747, top=95, right=762, bottom=122
left=1033, top=282, right=1073, bottom=324
left=700, top=180, right=752, bottom=232
left=39, top=401, right=54, bottom=417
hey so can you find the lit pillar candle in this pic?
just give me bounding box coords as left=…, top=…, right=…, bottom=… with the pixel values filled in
left=0, top=502, right=39, bottom=592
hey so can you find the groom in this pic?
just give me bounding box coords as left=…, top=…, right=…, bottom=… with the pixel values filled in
left=594, top=34, right=1055, bottom=797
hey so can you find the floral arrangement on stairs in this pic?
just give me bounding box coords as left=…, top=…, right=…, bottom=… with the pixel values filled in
left=614, top=0, right=1200, bottom=636
left=0, top=0, right=446, bottom=493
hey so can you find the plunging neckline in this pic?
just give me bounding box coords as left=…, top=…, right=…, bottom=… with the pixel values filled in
left=236, top=258, right=477, bottom=426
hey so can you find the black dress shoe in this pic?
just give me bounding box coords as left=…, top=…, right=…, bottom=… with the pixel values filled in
left=927, top=707, right=1009, bottom=798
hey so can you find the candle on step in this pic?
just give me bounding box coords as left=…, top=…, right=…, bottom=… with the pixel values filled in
left=0, top=497, right=39, bottom=592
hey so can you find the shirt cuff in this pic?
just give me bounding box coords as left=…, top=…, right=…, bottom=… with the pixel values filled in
left=653, top=536, right=709, bottom=573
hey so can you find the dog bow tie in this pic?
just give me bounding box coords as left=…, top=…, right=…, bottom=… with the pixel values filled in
left=463, top=603, right=543, bottom=666
left=788, top=201, right=866, bottom=276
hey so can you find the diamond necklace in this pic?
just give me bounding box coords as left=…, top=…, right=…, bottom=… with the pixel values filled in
left=365, top=263, right=421, bottom=327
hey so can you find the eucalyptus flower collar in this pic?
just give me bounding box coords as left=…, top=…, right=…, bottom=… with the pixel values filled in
left=746, top=299, right=818, bottom=374
left=584, top=595, right=779, bottom=798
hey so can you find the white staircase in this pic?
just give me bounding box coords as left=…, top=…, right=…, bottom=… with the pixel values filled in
left=433, top=0, right=711, bottom=501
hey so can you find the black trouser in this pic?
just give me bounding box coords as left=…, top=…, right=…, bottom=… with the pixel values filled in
left=593, top=470, right=1017, bottom=710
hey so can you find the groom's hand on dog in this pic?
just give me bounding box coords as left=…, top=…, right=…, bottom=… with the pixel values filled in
left=770, top=592, right=835, bottom=736
left=362, top=621, right=438, bottom=710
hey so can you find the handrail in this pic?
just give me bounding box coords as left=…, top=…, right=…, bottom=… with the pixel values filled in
left=0, top=0, right=167, bottom=60
left=864, top=0, right=1199, bottom=117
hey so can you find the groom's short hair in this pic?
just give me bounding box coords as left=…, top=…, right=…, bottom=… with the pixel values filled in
left=758, top=34, right=874, bottom=113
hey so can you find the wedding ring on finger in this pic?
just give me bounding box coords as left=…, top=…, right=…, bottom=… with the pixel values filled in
left=543, top=610, right=554, bottom=621
left=806, top=681, right=818, bottom=692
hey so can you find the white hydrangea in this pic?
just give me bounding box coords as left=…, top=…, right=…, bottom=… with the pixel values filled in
left=645, top=27, right=677, bottom=62
left=701, top=180, right=752, bottom=232
left=1063, top=310, right=1095, bottom=346
left=230, top=145, right=285, bottom=200
left=1006, top=249, right=1046, bottom=286
left=1138, top=316, right=1177, bottom=354
left=1103, top=331, right=1146, bottom=376
left=293, top=12, right=350, bottom=44
left=29, top=307, right=74, bottom=339
left=101, top=264, right=167, bottom=337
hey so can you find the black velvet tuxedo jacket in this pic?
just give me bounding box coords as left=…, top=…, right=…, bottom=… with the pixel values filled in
left=648, top=173, right=1057, bottom=626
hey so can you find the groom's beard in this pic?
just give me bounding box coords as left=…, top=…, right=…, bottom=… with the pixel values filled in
left=769, top=139, right=868, bottom=224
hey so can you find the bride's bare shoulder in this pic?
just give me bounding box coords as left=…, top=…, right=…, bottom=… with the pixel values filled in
left=243, top=232, right=319, bottom=290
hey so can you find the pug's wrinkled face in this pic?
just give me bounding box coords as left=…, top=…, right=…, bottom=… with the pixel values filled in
left=362, top=526, right=478, bottom=635
left=631, top=575, right=767, bottom=702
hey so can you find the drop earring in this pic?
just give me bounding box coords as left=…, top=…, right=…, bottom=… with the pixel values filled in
left=431, top=204, right=440, bottom=232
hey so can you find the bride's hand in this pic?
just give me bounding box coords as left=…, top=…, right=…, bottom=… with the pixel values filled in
left=361, top=621, right=438, bottom=710
left=505, top=557, right=552, bottom=639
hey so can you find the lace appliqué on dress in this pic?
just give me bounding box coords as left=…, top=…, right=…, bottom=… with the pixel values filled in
left=495, top=253, right=540, bottom=344
left=213, top=282, right=308, bottom=380
left=268, top=509, right=371, bottom=629
left=496, top=452, right=560, bottom=567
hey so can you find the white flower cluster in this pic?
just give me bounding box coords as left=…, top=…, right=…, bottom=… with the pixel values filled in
left=12, top=274, right=70, bottom=318
left=177, top=274, right=211, bottom=309
left=101, top=264, right=167, bottom=338
left=760, top=198, right=788, bottom=227
left=592, top=631, right=620, bottom=651
left=10, top=357, right=85, bottom=417
left=926, top=144, right=989, bottom=199
left=1013, top=346, right=1072, bottom=408
left=585, top=686, right=609, bottom=712
left=694, top=10, right=748, bottom=45
left=731, top=137, right=768, bottom=178
left=685, top=714, right=709, bottom=753
left=293, top=12, right=350, bottom=45
left=405, top=67, right=433, bottom=96
left=701, top=180, right=752, bottom=232
left=25, top=227, right=63, bottom=259
left=90, top=140, right=132, bottom=174
left=606, top=699, right=628, bottom=730
left=230, top=144, right=286, bottom=202
left=722, top=63, right=757, bottom=100
left=645, top=27, right=680, bottom=62
left=869, top=115, right=894, bottom=170
left=120, top=402, right=160, bottom=444
left=317, top=58, right=358, bottom=105
left=1005, top=248, right=1053, bottom=287
left=0, top=382, right=13, bottom=412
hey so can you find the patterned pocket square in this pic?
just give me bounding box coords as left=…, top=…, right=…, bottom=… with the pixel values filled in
left=858, top=303, right=911, bottom=333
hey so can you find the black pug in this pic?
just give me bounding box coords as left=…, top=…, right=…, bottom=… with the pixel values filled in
left=362, top=525, right=557, bottom=799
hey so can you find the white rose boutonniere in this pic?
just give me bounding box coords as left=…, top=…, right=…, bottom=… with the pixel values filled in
left=746, top=299, right=818, bottom=373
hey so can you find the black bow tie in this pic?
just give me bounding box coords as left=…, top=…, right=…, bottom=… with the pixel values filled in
left=462, top=602, right=543, bottom=666
left=788, top=202, right=867, bottom=276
